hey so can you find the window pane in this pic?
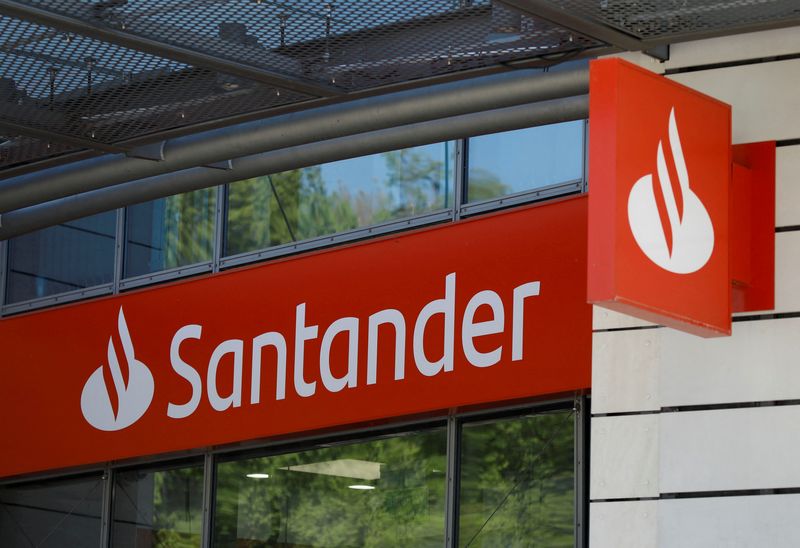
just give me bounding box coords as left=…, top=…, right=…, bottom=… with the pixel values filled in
left=5, top=212, right=116, bottom=304
left=213, top=428, right=447, bottom=547
left=467, top=122, right=584, bottom=202
left=125, top=189, right=216, bottom=278
left=225, top=143, right=455, bottom=256
left=111, top=463, right=204, bottom=548
left=0, top=475, right=103, bottom=548
left=458, top=411, right=575, bottom=547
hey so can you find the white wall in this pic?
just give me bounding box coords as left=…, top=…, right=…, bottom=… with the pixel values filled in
left=591, top=28, right=800, bottom=548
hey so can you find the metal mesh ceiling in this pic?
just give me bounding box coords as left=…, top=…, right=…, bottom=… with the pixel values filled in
left=20, top=0, right=599, bottom=90
left=0, top=0, right=798, bottom=173
left=0, top=12, right=310, bottom=165
left=560, top=0, right=800, bottom=40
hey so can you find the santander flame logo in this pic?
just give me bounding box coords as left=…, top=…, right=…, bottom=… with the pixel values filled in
left=80, top=308, right=154, bottom=431
left=627, top=108, right=715, bottom=274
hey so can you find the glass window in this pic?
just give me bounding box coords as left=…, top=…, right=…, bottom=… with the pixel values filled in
left=5, top=212, right=116, bottom=304
left=213, top=428, right=447, bottom=547
left=125, top=188, right=216, bottom=278
left=111, top=462, right=204, bottom=548
left=466, top=121, right=584, bottom=202
left=458, top=410, right=575, bottom=547
left=225, top=143, right=455, bottom=256
left=0, top=474, right=104, bottom=548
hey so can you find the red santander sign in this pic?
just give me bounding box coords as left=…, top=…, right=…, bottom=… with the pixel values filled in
left=588, top=58, right=732, bottom=336
left=0, top=197, right=590, bottom=478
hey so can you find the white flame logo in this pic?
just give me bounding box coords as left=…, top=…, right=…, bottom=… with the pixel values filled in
left=80, top=308, right=154, bottom=431
left=627, top=108, right=715, bottom=274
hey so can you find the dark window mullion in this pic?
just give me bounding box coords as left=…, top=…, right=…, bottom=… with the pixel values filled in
left=201, top=452, right=215, bottom=548
left=99, top=467, right=113, bottom=548
left=445, top=414, right=462, bottom=548
left=454, top=138, right=468, bottom=219
left=0, top=239, right=6, bottom=316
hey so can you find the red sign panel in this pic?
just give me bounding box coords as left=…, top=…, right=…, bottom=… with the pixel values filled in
left=0, top=197, right=590, bottom=478
left=588, top=58, right=732, bottom=336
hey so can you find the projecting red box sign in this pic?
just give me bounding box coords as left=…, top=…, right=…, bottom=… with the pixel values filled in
left=0, top=197, right=590, bottom=478
left=588, top=58, right=732, bottom=336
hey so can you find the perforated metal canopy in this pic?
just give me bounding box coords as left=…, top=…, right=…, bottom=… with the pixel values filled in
left=0, top=0, right=798, bottom=174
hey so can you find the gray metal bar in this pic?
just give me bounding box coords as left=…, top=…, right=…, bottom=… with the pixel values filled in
left=501, top=0, right=644, bottom=51
left=1, top=283, right=113, bottom=315
left=459, top=180, right=583, bottom=217
left=112, top=208, right=124, bottom=294
left=575, top=396, right=589, bottom=548
left=0, top=95, right=588, bottom=240
left=0, top=0, right=339, bottom=98
left=444, top=415, right=461, bottom=548
left=212, top=185, right=225, bottom=273
left=453, top=139, right=467, bottom=221
left=200, top=453, right=215, bottom=548
left=581, top=119, right=590, bottom=194
left=219, top=210, right=453, bottom=270
left=0, top=67, right=589, bottom=213
left=118, top=261, right=213, bottom=291
left=0, top=239, right=6, bottom=313
left=99, top=467, right=113, bottom=548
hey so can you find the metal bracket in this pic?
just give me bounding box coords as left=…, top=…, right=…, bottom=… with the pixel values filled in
left=126, top=141, right=166, bottom=161
left=205, top=159, right=233, bottom=170
left=644, top=44, right=670, bottom=62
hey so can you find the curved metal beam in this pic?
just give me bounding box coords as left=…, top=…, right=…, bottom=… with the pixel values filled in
left=0, top=95, right=588, bottom=239
left=0, top=66, right=589, bottom=213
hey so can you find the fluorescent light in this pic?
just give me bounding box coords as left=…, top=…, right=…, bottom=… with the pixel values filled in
left=348, top=484, right=375, bottom=490
left=246, top=473, right=270, bottom=479
left=281, top=459, right=382, bottom=480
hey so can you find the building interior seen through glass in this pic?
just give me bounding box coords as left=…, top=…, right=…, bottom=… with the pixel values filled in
left=0, top=474, right=104, bottom=548
left=112, top=464, right=205, bottom=547
left=0, top=407, right=578, bottom=547
left=5, top=211, right=116, bottom=304
left=1, top=122, right=584, bottom=310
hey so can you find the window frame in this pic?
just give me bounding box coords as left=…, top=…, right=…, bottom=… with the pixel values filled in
left=109, top=457, right=207, bottom=548
left=0, top=122, right=588, bottom=319
left=1, top=209, right=121, bottom=312
left=0, top=394, right=591, bottom=548
left=0, top=397, right=589, bottom=548
left=0, top=470, right=107, bottom=548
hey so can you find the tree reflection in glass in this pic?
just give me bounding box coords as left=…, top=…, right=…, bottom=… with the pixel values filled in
left=458, top=410, right=575, bottom=547
left=125, top=188, right=216, bottom=278
left=225, top=143, right=454, bottom=257
left=213, top=428, right=447, bottom=547
left=467, top=121, right=584, bottom=203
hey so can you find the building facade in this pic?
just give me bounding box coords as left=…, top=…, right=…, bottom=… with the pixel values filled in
left=0, top=18, right=799, bottom=548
